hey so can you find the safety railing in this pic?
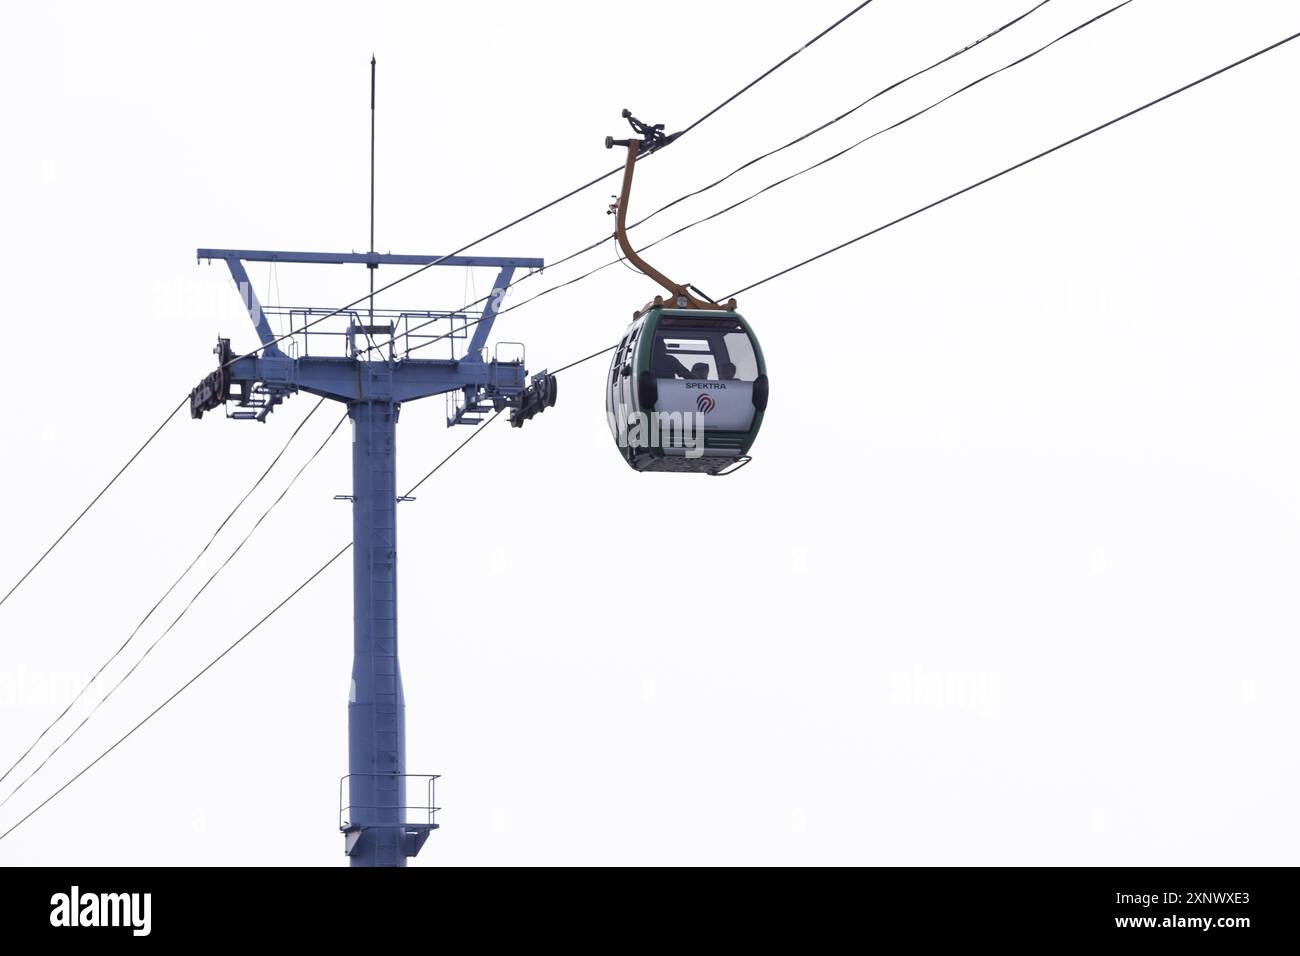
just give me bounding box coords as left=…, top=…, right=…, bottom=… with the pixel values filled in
left=339, top=773, right=441, bottom=831
left=262, top=306, right=477, bottom=360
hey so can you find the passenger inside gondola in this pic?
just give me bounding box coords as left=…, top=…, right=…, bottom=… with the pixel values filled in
left=651, top=337, right=693, bottom=379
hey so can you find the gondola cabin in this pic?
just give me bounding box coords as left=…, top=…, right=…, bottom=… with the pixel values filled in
left=607, top=307, right=767, bottom=474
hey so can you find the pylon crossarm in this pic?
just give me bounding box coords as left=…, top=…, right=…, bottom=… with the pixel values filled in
left=193, top=352, right=529, bottom=410
left=189, top=247, right=544, bottom=422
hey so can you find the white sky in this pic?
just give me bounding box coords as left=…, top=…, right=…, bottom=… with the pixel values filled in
left=1, top=0, right=1298, bottom=865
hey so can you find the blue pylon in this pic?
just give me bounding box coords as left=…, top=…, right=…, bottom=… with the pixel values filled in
left=191, top=248, right=545, bottom=866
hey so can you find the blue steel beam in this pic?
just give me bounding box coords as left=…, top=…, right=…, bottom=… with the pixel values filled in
left=227, top=355, right=527, bottom=404
left=465, top=265, right=516, bottom=359
left=346, top=399, right=405, bottom=867
left=220, top=256, right=283, bottom=355
left=198, top=249, right=544, bottom=270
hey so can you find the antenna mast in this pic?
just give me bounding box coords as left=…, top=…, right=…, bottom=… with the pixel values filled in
left=368, top=56, right=377, bottom=333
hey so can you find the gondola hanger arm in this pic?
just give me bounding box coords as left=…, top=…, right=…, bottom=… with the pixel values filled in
left=605, top=110, right=737, bottom=317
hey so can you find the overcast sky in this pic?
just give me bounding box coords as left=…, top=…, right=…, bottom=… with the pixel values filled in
left=1, top=0, right=1298, bottom=865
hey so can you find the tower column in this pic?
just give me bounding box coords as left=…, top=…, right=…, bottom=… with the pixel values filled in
left=346, top=399, right=407, bottom=867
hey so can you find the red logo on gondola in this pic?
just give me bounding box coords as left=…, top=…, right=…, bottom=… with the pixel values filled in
left=696, top=394, right=716, bottom=414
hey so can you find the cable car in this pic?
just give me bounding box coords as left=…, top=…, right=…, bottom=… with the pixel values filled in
left=607, top=307, right=767, bottom=474
left=604, top=111, right=769, bottom=476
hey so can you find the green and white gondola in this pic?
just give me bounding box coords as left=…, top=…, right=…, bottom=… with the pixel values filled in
left=606, top=306, right=767, bottom=475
